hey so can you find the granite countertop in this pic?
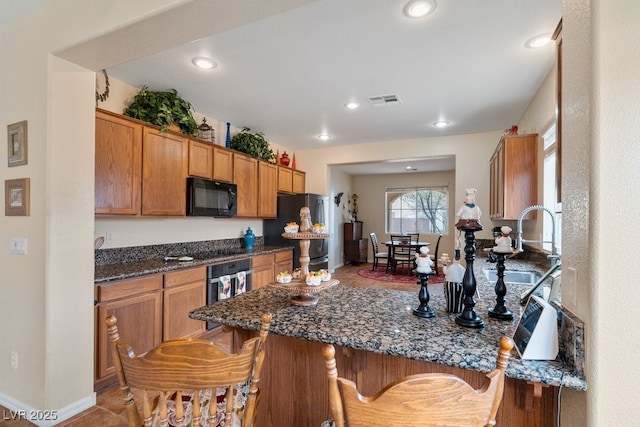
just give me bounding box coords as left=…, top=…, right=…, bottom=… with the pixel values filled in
left=95, top=245, right=292, bottom=283
left=189, top=256, right=587, bottom=391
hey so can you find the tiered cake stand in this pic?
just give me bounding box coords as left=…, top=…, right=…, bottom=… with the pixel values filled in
left=270, top=207, right=338, bottom=306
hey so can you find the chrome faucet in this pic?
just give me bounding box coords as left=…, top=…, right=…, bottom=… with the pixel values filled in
left=516, top=205, right=560, bottom=265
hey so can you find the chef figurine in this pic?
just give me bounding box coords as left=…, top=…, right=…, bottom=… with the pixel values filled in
left=455, top=188, right=482, bottom=249
left=493, top=225, right=513, bottom=253
left=415, top=246, right=434, bottom=273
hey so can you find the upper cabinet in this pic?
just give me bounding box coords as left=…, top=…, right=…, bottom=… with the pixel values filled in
left=142, top=128, right=188, bottom=216
left=258, top=161, right=278, bottom=218
left=489, top=134, right=538, bottom=220
left=95, top=110, right=142, bottom=215
left=96, top=109, right=305, bottom=218
left=233, top=152, right=258, bottom=217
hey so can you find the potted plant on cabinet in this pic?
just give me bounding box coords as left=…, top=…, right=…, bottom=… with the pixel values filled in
left=123, top=86, right=198, bottom=135
left=231, top=128, right=276, bottom=162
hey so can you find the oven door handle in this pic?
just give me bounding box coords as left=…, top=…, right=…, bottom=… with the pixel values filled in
left=209, top=270, right=252, bottom=283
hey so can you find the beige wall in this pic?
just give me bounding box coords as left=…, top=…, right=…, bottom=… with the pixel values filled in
left=351, top=170, right=457, bottom=261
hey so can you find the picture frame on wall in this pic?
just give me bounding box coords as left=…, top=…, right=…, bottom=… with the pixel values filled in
left=5, top=178, right=30, bottom=216
left=7, top=120, right=28, bottom=167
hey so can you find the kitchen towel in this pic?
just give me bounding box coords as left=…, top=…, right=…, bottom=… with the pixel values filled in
left=218, top=275, right=232, bottom=300
left=235, top=271, right=247, bottom=295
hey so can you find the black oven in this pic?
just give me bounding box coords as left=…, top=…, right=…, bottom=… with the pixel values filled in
left=206, top=258, right=252, bottom=330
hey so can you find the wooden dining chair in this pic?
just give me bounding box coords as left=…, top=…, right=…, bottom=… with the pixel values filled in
left=369, top=233, right=388, bottom=272
left=322, top=336, right=514, bottom=427
left=389, top=234, right=417, bottom=275
left=106, top=312, right=272, bottom=427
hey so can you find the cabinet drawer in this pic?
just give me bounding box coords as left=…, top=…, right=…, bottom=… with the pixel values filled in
left=164, top=266, right=206, bottom=288
left=275, top=250, right=293, bottom=263
left=252, top=253, right=274, bottom=268
left=97, top=275, right=162, bottom=302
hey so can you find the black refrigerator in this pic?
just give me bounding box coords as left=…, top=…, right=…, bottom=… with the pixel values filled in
left=264, top=193, right=329, bottom=271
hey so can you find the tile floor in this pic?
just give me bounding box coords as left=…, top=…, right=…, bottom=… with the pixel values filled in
left=0, top=263, right=429, bottom=426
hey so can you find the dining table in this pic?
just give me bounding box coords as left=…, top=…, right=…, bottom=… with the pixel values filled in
left=383, top=240, right=430, bottom=274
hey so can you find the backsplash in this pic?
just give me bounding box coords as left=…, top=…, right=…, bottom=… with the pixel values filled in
left=95, top=237, right=264, bottom=266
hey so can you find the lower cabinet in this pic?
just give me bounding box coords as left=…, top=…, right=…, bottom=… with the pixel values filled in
left=95, top=275, right=163, bottom=389
left=252, top=250, right=294, bottom=289
left=95, top=266, right=206, bottom=390
left=345, top=239, right=368, bottom=265
left=163, top=267, right=206, bottom=341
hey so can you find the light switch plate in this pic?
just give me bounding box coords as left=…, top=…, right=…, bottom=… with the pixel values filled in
left=10, top=237, right=27, bottom=254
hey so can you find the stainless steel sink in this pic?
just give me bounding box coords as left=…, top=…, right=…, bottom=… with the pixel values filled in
left=482, top=269, right=541, bottom=285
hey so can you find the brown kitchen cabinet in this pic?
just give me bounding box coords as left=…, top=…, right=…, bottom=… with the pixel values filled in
left=251, top=253, right=275, bottom=290
left=344, top=221, right=368, bottom=265
left=489, top=133, right=538, bottom=220
left=278, top=166, right=293, bottom=193
left=188, top=139, right=213, bottom=179
left=292, top=170, right=306, bottom=194
left=213, top=145, right=234, bottom=183
left=258, top=160, right=278, bottom=218
left=252, top=250, right=294, bottom=289
left=95, top=109, right=143, bottom=215
left=94, top=274, right=163, bottom=389
left=142, top=127, right=188, bottom=216
left=274, top=250, right=294, bottom=275
left=163, top=267, right=206, bottom=341
left=233, top=152, right=259, bottom=217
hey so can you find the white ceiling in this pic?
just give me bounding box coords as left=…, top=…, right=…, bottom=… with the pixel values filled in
left=6, top=0, right=562, bottom=175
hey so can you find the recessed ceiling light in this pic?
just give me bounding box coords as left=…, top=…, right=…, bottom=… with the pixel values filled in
left=345, top=102, right=360, bottom=110
left=405, top=166, right=417, bottom=171
left=403, top=0, right=436, bottom=18
left=318, top=133, right=332, bottom=141
left=433, top=120, right=449, bottom=128
left=192, top=56, right=217, bottom=69
left=525, top=33, right=552, bottom=48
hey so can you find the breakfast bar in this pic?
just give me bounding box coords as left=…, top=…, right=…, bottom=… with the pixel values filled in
left=189, top=262, right=586, bottom=426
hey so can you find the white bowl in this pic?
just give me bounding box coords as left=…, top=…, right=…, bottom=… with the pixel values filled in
left=312, top=226, right=327, bottom=234
left=284, top=225, right=299, bottom=233
left=276, top=275, right=292, bottom=284
left=305, top=275, right=322, bottom=286
left=319, top=269, right=331, bottom=281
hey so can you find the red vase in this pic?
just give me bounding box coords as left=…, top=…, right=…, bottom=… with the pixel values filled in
left=280, top=151, right=290, bottom=167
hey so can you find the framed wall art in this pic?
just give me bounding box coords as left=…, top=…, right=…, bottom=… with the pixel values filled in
left=7, top=120, right=28, bottom=167
left=5, top=178, right=30, bottom=216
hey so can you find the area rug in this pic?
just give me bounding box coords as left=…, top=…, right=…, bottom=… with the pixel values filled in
left=357, top=268, right=444, bottom=285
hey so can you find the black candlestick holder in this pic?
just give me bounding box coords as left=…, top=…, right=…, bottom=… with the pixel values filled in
left=413, top=270, right=436, bottom=318
left=487, top=250, right=514, bottom=320
left=455, top=222, right=484, bottom=328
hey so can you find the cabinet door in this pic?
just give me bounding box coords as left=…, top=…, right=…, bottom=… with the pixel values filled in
left=252, top=253, right=274, bottom=290
left=258, top=161, right=278, bottom=218
left=188, top=139, right=213, bottom=179
left=292, top=170, right=306, bottom=194
left=489, top=134, right=537, bottom=219
left=274, top=250, right=293, bottom=275
left=142, top=127, right=188, bottom=216
left=213, top=146, right=234, bottom=183
left=95, top=110, right=142, bottom=215
left=163, top=267, right=206, bottom=340
left=95, top=291, right=162, bottom=382
left=233, top=153, right=258, bottom=217
left=278, top=166, right=293, bottom=193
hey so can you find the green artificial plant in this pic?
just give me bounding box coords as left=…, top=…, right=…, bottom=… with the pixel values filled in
left=123, top=86, right=198, bottom=135
left=231, top=128, right=276, bottom=162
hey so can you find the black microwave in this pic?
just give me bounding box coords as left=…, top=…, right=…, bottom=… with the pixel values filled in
left=186, top=178, right=237, bottom=217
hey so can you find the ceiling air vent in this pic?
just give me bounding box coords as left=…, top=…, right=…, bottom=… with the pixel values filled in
left=367, top=94, right=402, bottom=108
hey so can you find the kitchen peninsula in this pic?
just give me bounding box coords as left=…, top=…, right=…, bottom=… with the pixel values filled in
left=189, top=260, right=586, bottom=427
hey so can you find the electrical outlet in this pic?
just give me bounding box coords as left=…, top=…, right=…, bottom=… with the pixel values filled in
left=564, top=267, right=578, bottom=306
left=106, top=231, right=113, bottom=244
left=10, top=351, right=18, bottom=370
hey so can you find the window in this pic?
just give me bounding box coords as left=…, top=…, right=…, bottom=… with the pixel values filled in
left=542, top=124, right=562, bottom=253
left=386, top=187, right=448, bottom=235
